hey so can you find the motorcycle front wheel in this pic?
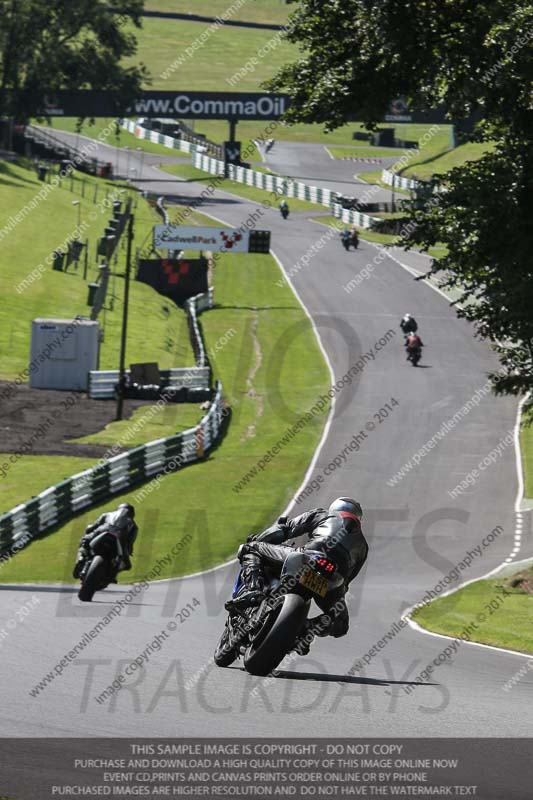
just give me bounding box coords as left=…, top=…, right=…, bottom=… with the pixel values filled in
left=78, top=555, right=107, bottom=602
left=244, top=594, right=309, bottom=676
left=214, top=619, right=239, bottom=667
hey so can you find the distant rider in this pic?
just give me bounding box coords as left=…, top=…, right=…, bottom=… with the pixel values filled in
left=350, top=229, right=359, bottom=249
left=340, top=229, right=351, bottom=250
left=400, top=314, right=418, bottom=334
left=228, top=497, right=368, bottom=638
left=405, top=332, right=423, bottom=359
left=279, top=199, right=289, bottom=218
left=73, top=503, right=138, bottom=579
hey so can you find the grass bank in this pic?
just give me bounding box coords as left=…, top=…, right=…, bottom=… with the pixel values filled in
left=412, top=574, right=533, bottom=655
left=400, top=142, right=495, bottom=181
left=124, top=16, right=294, bottom=92
left=520, top=420, right=533, bottom=499
left=0, top=160, right=197, bottom=381
left=328, top=145, right=412, bottom=159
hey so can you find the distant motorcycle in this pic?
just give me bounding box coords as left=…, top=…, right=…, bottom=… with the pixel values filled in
left=214, top=549, right=344, bottom=676
left=280, top=202, right=289, bottom=219
left=77, top=527, right=124, bottom=602
left=340, top=231, right=351, bottom=251
left=340, top=230, right=359, bottom=250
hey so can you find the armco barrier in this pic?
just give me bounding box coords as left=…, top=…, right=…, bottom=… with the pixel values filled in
left=0, top=382, right=225, bottom=557
left=88, top=288, right=214, bottom=399
left=381, top=168, right=423, bottom=192
left=331, top=202, right=381, bottom=230
left=121, top=117, right=196, bottom=155
left=88, top=366, right=211, bottom=399
left=193, top=151, right=336, bottom=207
left=121, top=119, right=222, bottom=158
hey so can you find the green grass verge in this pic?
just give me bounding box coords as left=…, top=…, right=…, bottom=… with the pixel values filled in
left=361, top=144, right=494, bottom=184
left=412, top=577, right=533, bottom=654
left=124, top=17, right=294, bottom=92
left=328, top=145, right=412, bottom=159
left=0, top=249, right=330, bottom=584
left=0, top=454, right=96, bottom=522
left=0, top=160, right=194, bottom=380
left=159, top=162, right=320, bottom=211
left=401, top=141, right=495, bottom=181
left=373, top=211, right=408, bottom=220
left=521, top=421, right=533, bottom=499
left=71, top=402, right=205, bottom=447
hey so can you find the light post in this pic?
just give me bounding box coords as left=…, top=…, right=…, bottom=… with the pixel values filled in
left=137, top=146, right=145, bottom=181
left=71, top=199, right=81, bottom=231
left=125, top=147, right=130, bottom=183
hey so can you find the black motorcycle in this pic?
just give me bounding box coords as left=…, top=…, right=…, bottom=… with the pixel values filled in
left=280, top=204, right=289, bottom=219
left=77, top=528, right=124, bottom=602
left=214, top=549, right=344, bottom=676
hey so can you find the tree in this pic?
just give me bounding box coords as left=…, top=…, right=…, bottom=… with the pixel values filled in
left=0, top=0, right=148, bottom=122
left=269, top=0, right=533, bottom=406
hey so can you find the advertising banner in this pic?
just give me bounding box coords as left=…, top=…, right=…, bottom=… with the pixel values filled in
left=136, top=257, right=208, bottom=305
left=154, top=225, right=250, bottom=252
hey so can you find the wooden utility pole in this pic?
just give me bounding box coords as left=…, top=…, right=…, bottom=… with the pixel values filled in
left=115, top=212, right=134, bottom=421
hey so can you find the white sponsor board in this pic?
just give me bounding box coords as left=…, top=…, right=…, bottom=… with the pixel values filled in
left=154, top=225, right=250, bottom=252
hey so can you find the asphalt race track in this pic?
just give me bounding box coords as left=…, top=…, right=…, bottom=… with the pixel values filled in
left=1, top=132, right=531, bottom=740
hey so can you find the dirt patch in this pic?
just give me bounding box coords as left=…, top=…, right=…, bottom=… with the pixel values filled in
left=506, top=566, right=533, bottom=595
left=239, top=311, right=264, bottom=443
left=0, top=382, right=154, bottom=458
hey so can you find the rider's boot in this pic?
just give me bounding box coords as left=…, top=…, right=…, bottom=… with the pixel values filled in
left=72, top=547, right=88, bottom=579
left=226, top=563, right=265, bottom=609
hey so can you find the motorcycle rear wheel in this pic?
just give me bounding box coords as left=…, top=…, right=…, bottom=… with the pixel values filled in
left=244, top=594, right=309, bottom=676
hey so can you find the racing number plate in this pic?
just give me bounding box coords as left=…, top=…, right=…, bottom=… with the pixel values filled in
left=299, top=568, right=328, bottom=598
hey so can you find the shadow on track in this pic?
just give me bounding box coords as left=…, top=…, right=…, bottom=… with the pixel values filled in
left=270, top=669, right=435, bottom=688
left=0, top=584, right=79, bottom=594
left=226, top=666, right=436, bottom=689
